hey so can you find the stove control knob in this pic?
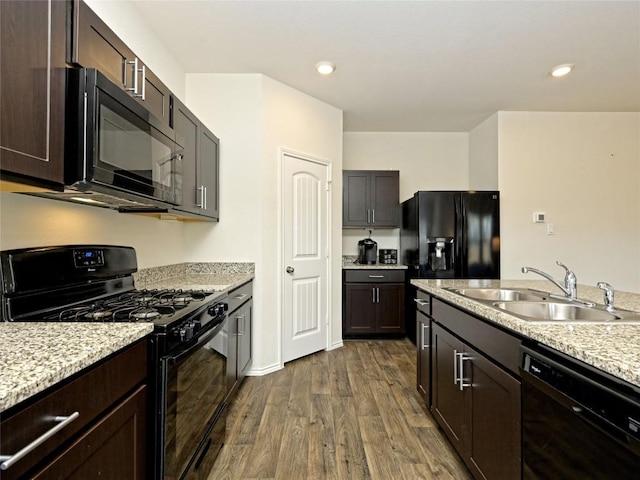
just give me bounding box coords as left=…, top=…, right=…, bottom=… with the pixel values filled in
left=177, top=328, right=186, bottom=342
left=183, top=323, right=194, bottom=341
left=208, top=303, right=228, bottom=317
left=193, top=320, right=201, bottom=334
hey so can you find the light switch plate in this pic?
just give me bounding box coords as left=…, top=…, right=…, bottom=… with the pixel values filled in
left=533, top=212, right=546, bottom=223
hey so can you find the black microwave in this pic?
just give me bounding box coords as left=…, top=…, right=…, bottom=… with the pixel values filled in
left=62, top=68, right=182, bottom=211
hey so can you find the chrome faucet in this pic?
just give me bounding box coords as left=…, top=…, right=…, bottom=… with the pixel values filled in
left=521, top=261, right=577, bottom=299
left=597, top=282, right=615, bottom=311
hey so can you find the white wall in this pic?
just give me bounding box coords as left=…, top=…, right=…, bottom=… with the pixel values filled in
left=0, top=193, right=185, bottom=268
left=469, top=114, right=499, bottom=190
left=185, top=73, right=343, bottom=373
left=262, top=77, right=344, bottom=353
left=499, top=112, right=640, bottom=293
left=342, top=132, right=469, bottom=255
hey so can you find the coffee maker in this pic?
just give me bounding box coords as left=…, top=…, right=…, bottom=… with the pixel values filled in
left=357, top=236, right=378, bottom=264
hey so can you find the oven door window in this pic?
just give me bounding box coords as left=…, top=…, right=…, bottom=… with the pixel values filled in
left=93, top=90, right=179, bottom=204
left=162, top=327, right=227, bottom=479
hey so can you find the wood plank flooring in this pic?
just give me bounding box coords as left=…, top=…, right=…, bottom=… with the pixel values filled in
left=207, top=339, right=472, bottom=480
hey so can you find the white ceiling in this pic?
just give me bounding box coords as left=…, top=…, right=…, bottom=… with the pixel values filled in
left=131, top=0, right=640, bottom=132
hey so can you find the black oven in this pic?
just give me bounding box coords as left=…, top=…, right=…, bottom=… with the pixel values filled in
left=64, top=68, right=182, bottom=210
left=520, top=343, right=640, bottom=479
left=156, top=306, right=228, bottom=480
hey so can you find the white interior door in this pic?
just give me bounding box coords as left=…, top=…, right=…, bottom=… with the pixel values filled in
left=282, top=152, right=329, bottom=363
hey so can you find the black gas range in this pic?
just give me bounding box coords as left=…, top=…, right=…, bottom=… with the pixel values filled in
left=0, top=245, right=230, bottom=480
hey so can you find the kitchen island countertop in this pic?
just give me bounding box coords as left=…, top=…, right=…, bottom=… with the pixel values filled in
left=412, top=279, right=640, bottom=388
left=0, top=323, right=153, bottom=413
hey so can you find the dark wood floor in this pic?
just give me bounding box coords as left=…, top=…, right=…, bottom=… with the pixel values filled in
left=207, top=339, right=472, bottom=479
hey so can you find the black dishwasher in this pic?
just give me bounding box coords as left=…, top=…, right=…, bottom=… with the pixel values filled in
left=520, top=343, right=640, bottom=479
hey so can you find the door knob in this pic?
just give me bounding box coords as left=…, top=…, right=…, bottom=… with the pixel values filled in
left=286, top=266, right=294, bottom=274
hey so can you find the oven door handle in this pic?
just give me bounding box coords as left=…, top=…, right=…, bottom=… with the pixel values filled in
left=166, top=317, right=226, bottom=365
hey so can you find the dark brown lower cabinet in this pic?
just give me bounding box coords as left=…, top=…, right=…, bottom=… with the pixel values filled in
left=432, top=322, right=521, bottom=480
left=0, top=341, right=148, bottom=480
left=344, top=283, right=405, bottom=336
left=32, top=385, right=147, bottom=479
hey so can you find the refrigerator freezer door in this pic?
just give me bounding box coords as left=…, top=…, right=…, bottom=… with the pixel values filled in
left=458, top=192, right=500, bottom=278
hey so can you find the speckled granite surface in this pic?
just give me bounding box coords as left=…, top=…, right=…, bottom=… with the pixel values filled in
left=342, top=255, right=407, bottom=270
left=136, top=273, right=253, bottom=292
left=134, top=262, right=254, bottom=287
left=411, top=279, right=640, bottom=387
left=0, top=323, right=153, bottom=413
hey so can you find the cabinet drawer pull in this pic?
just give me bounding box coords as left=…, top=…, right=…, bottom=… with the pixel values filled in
left=0, top=412, right=80, bottom=471
left=233, top=293, right=248, bottom=301
left=421, top=323, right=430, bottom=350
left=414, top=298, right=429, bottom=306
left=197, top=185, right=205, bottom=208
left=368, top=275, right=384, bottom=278
left=453, top=349, right=459, bottom=385
left=457, top=352, right=472, bottom=391
left=237, top=315, right=245, bottom=335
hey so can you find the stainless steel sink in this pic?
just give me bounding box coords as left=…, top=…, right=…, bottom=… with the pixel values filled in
left=491, top=301, right=640, bottom=323
left=449, top=288, right=550, bottom=302
left=447, top=287, right=640, bottom=324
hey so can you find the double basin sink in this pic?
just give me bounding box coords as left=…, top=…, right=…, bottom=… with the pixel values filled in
left=447, top=287, right=640, bottom=324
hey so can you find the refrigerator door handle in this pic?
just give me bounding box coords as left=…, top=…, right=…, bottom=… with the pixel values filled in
left=455, top=194, right=464, bottom=276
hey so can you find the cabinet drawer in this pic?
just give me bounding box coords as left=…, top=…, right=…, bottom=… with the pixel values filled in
left=344, top=269, right=405, bottom=283
left=414, top=289, right=431, bottom=315
left=0, top=340, right=147, bottom=480
left=228, top=281, right=253, bottom=313
left=432, top=298, right=521, bottom=375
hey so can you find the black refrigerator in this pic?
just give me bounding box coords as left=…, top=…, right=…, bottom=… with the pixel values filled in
left=400, top=191, right=500, bottom=279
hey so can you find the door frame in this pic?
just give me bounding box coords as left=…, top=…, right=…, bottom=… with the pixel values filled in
left=277, top=147, right=332, bottom=367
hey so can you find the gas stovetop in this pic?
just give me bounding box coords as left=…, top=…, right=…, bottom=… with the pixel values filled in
left=37, top=288, right=223, bottom=327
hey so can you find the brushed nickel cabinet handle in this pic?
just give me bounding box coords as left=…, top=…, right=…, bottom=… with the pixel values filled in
left=0, top=412, right=80, bottom=470
left=421, top=323, right=430, bottom=350
left=453, top=349, right=459, bottom=385
left=457, top=352, right=471, bottom=390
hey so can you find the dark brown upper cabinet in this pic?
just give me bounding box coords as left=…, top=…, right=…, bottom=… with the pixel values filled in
left=343, top=170, right=399, bottom=228
left=69, top=0, right=172, bottom=127
left=0, top=0, right=67, bottom=189
left=172, top=98, right=220, bottom=221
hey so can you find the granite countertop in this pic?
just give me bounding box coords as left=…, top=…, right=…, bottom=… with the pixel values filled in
left=342, top=255, right=407, bottom=270
left=411, top=279, right=640, bottom=388
left=135, top=273, right=253, bottom=292
left=0, top=323, right=153, bottom=413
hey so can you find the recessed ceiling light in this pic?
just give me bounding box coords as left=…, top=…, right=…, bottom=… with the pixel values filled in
left=315, top=61, right=336, bottom=75
left=550, top=63, right=574, bottom=77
